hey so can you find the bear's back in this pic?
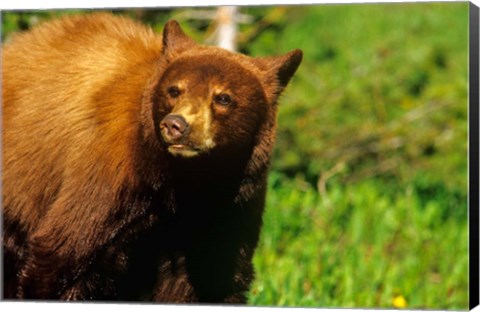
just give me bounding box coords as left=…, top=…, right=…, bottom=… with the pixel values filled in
left=2, top=13, right=163, bottom=233
left=3, top=13, right=162, bottom=116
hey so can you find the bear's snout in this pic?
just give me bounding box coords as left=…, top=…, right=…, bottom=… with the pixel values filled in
left=160, top=114, right=190, bottom=142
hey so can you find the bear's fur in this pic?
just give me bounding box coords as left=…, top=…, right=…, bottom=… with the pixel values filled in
left=2, top=13, right=302, bottom=302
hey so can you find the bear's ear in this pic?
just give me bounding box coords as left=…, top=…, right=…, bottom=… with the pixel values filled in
left=162, top=20, right=196, bottom=57
left=271, top=49, right=303, bottom=90
left=255, top=49, right=303, bottom=103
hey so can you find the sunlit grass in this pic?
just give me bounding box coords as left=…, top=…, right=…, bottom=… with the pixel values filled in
left=248, top=173, right=468, bottom=309
left=246, top=3, right=468, bottom=309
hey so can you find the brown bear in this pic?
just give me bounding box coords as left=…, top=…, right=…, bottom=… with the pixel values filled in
left=2, top=12, right=302, bottom=302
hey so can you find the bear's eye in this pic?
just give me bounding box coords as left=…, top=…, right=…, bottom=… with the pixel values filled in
left=214, top=93, right=233, bottom=106
left=167, top=86, right=181, bottom=98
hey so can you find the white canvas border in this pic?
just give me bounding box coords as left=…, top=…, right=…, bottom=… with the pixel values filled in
left=0, top=0, right=474, bottom=10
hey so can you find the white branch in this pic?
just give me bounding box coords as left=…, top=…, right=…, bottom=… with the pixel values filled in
left=215, top=6, right=239, bottom=51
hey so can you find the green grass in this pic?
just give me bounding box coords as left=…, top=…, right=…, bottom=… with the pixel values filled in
left=248, top=174, right=468, bottom=309
left=244, top=3, right=469, bottom=309
left=246, top=2, right=468, bottom=192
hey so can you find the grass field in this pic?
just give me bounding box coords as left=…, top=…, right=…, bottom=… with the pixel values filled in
left=245, top=3, right=469, bottom=309
left=248, top=174, right=468, bottom=309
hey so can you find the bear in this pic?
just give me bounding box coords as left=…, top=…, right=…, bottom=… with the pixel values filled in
left=2, top=12, right=302, bottom=302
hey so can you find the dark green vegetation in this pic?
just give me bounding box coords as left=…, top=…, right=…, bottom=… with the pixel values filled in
left=244, top=3, right=469, bottom=309
left=2, top=3, right=469, bottom=309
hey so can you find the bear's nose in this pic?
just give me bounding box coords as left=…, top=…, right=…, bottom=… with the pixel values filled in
left=160, top=114, right=189, bottom=141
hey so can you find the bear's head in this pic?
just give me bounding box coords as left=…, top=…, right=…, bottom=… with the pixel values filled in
left=147, top=20, right=302, bottom=160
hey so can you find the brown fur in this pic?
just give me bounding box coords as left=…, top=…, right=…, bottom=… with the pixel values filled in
left=2, top=13, right=302, bottom=302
